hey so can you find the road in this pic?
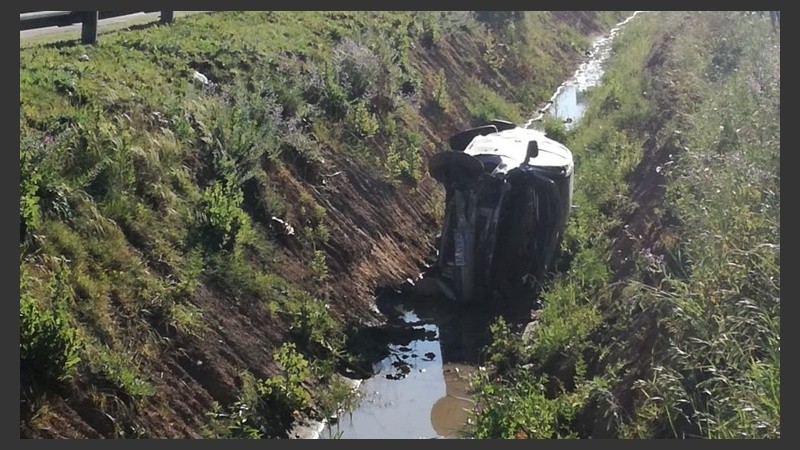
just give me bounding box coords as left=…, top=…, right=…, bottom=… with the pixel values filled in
left=20, top=11, right=211, bottom=46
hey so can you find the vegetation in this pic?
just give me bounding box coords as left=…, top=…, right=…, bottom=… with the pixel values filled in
left=203, top=343, right=322, bottom=438
left=20, top=11, right=628, bottom=438
left=467, top=11, right=780, bottom=439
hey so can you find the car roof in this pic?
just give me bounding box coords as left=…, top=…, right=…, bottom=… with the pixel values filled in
left=463, top=127, right=573, bottom=171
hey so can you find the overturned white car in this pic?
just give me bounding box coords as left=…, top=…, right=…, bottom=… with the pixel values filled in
left=426, top=120, right=574, bottom=302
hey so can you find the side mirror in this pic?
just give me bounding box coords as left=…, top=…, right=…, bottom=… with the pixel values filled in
left=524, top=140, right=539, bottom=164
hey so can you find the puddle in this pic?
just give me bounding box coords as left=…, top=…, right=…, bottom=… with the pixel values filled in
left=525, top=11, right=646, bottom=131
left=318, top=289, right=534, bottom=439
left=320, top=307, right=476, bottom=439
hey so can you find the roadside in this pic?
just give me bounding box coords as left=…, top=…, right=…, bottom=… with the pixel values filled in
left=20, top=11, right=211, bottom=48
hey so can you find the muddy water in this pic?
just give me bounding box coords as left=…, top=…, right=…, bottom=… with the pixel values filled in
left=320, top=12, right=645, bottom=440
left=525, top=11, right=645, bottom=131
left=320, top=292, right=516, bottom=439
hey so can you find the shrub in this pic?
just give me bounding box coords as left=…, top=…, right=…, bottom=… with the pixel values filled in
left=474, top=11, right=524, bottom=34
left=197, top=175, right=252, bottom=253
left=418, top=12, right=442, bottom=48
left=204, top=343, right=313, bottom=438
left=20, top=264, right=81, bottom=389
left=332, top=39, right=381, bottom=102
left=20, top=134, right=44, bottom=240
left=86, top=343, right=155, bottom=400
left=463, top=79, right=523, bottom=126
left=543, top=116, right=568, bottom=143
left=283, top=289, right=342, bottom=351
left=383, top=129, right=423, bottom=185
left=310, top=250, right=329, bottom=282
left=431, top=68, right=450, bottom=112
left=347, top=100, right=379, bottom=138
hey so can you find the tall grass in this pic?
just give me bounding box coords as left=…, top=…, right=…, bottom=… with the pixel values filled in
left=468, top=11, right=779, bottom=439
left=621, top=11, right=780, bottom=438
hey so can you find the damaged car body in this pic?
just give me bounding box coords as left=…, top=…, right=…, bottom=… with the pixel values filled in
left=425, top=120, right=574, bottom=303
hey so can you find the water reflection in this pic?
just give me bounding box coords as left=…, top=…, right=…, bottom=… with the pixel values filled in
left=320, top=290, right=531, bottom=439
left=525, top=11, right=646, bottom=131
left=550, top=85, right=587, bottom=128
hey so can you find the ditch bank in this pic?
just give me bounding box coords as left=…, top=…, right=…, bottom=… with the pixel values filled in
left=20, top=11, right=631, bottom=439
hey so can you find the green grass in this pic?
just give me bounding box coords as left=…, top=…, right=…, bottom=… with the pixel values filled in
left=468, top=11, right=780, bottom=439
left=463, top=77, right=524, bottom=126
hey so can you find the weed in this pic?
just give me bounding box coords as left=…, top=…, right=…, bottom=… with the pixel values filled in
left=431, top=68, right=450, bottom=112
left=20, top=263, right=82, bottom=389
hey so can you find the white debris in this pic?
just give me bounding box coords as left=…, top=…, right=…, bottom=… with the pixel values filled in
left=271, top=216, right=295, bottom=236
left=192, top=70, right=210, bottom=85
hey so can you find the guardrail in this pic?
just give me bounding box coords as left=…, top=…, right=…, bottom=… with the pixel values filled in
left=20, top=11, right=174, bottom=44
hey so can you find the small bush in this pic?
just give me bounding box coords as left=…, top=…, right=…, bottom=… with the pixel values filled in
left=332, top=39, right=381, bottom=102
left=310, top=250, right=329, bottom=282
left=197, top=176, right=252, bottom=253
left=20, top=264, right=81, bottom=389
left=282, top=289, right=343, bottom=351
left=484, top=317, right=529, bottom=376
left=418, top=12, right=442, bottom=48
left=463, top=79, right=523, bottom=126
left=474, top=11, right=524, bottom=34
left=86, top=343, right=156, bottom=400
left=431, top=69, right=450, bottom=112
left=543, top=117, right=568, bottom=143
left=262, top=343, right=313, bottom=413
left=346, top=100, right=379, bottom=139
left=203, top=343, right=313, bottom=438
left=20, top=134, right=45, bottom=240
left=383, top=129, right=423, bottom=185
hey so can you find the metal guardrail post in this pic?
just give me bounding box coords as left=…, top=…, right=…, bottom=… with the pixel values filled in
left=23, top=10, right=181, bottom=42
left=81, top=11, right=98, bottom=44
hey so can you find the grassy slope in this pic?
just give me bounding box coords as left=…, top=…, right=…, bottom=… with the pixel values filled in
left=19, top=11, right=628, bottom=438
left=468, top=11, right=779, bottom=439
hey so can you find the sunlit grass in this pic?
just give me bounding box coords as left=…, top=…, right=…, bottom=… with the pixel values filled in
left=469, top=11, right=779, bottom=439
